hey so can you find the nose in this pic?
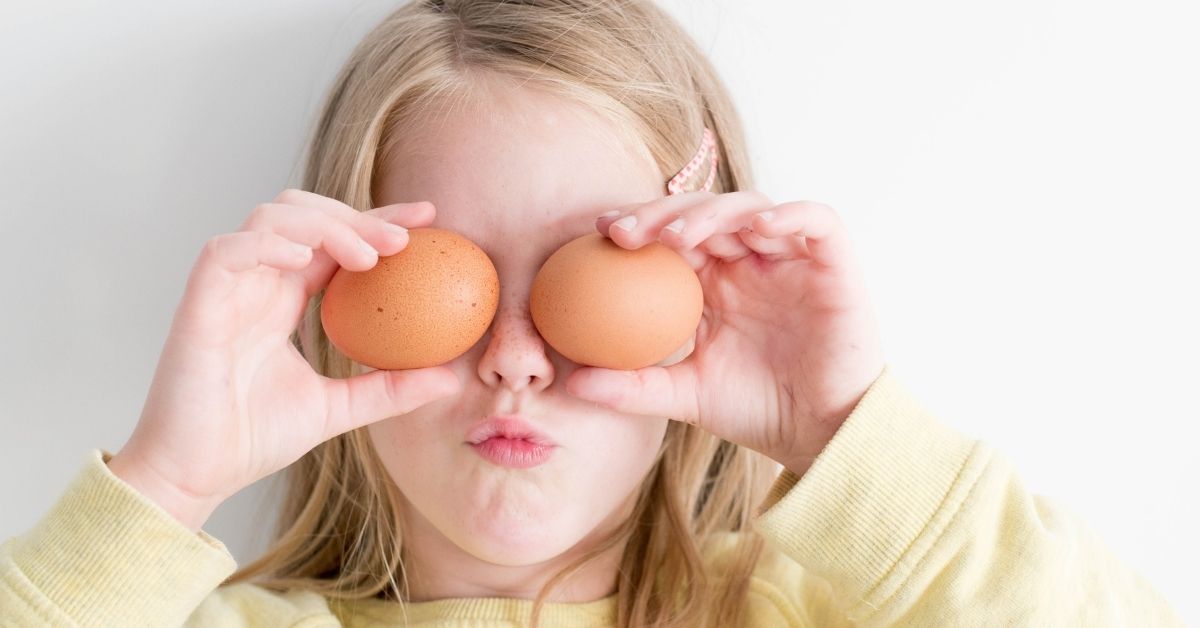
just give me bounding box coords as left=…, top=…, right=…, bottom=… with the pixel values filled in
left=476, top=298, right=555, bottom=393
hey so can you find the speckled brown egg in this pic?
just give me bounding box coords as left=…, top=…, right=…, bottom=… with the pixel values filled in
left=530, top=233, right=703, bottom=370
left=321, top=227, right=499, bottom=370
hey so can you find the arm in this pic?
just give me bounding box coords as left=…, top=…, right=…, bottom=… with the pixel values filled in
left=1, top=451, right=329, bottom=627
left=2, top=192, right=453, bottom=626
left=752, top=366, right=1186, bottom=626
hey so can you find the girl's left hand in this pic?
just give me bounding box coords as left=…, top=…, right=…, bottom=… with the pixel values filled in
left=565, top=191, right=887, bottom=477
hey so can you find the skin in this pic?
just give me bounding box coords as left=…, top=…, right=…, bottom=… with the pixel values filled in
left=107, top=72, right=886, bottom=604
left=362, top=76, right=673, bottom=601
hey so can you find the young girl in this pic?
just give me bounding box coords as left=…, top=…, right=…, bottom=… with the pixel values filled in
left=1, top=1, right=1185, bottom=626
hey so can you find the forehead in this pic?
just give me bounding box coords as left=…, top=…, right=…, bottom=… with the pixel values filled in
left=372, top=80, right=663, bottom=248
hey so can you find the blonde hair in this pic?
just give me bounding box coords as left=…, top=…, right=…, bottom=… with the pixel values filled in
left=227, top=1, right=778, bottom=626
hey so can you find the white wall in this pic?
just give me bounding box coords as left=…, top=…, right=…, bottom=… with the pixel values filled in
left=2, top=0, right=1196, bottom=623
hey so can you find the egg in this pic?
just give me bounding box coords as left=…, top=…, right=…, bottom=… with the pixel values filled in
left=320, top=227, right=499, bottom=370
left=530, top=233, right=704, bottom=370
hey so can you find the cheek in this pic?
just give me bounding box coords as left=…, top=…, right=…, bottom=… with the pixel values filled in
left=364, top=409, right=669, bottom=562
left=574, top=416, right=669, bottom=492
left=366, top=414, right=441, bottom=483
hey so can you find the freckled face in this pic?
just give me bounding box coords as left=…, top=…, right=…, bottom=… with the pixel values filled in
left=363, top=78, right=672, bottom=566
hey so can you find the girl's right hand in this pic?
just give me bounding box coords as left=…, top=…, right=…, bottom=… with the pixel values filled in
left=107, top=189, right=462, bottom=531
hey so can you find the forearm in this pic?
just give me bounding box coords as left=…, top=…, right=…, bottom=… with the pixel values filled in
left=107, top=450, right=222, bottom=532
left=753, top=367, right=1186, bottom=626
left=2, top=451, right=237, bottom=626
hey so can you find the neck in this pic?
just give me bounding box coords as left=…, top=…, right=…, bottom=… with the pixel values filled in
left=398, top=497, right=632, bottom=603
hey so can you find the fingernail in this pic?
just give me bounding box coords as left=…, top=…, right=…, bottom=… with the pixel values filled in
left=664, top=217, right=686, bottom=234
left=599, top=209, right=621, bottom=219
left=612, top=215, right=638, bottom=231
left=383, top=222, right=408, bottom=237
left=358, top=238, right=378, bottom=257
left=756, top=210, right=775, bottom=222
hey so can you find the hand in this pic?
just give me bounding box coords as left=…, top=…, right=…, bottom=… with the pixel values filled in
left=108, top=189, right=461, bottom=530
left=565, top=191, right=886, bottom=477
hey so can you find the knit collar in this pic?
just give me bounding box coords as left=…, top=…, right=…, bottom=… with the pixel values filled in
left=329, top=592, right=619, bottom=626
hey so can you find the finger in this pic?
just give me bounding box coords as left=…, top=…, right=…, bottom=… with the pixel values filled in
left=646, top=190, right=772, bottom=247
left=268, top=188, right=437, bottom=256
left=676, top=246, right=711, bottom=270
left=749, top=201, right=849, bottom=267
left=255, top=190, right=377, bottom=241
left=595, top=193, right=711, bottom=236
left=365, top=199, right=437, bottom=229
left=273, top=188, right=403, bottom=238
left=598, top=191, right=722, bottom=249
left=650, top=192, right=791, bottom=267
left=698, top=232, right=754, bottom=261
left=593, top=201, right=642, bottom=228
left=320, top=366, right=462, bottom=438
left=200, top=231, right=313, bottom=275
left=273, top=188, right=356, bottom=214
left=246, top=203, right=386, bottom=273
left=594, top=195, right=716, bottom=269
left=565, top=362, right=702, bottom=424
left=738, top=230, right=813, bottom=261
left=303, top=201, right=438, bottom=297
left=184, top=232, right=314, bottom=318
left=599, top=192, right=772, bottom=267
left=277, top=188, right=439, bottom=230
left=246, top=202, right=433, bottom=298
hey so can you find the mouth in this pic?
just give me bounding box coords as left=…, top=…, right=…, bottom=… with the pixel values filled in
left=465, top=415, right=557, bottom=469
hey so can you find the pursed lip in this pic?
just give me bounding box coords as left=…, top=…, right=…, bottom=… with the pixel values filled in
left=465, top=415, right=557, bottom=447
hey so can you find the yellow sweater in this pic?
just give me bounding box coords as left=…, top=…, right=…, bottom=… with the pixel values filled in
left=1, top=366, right=1185, bottom=626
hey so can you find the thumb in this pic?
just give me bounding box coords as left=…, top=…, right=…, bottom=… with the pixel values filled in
left=565, top=364, right=700, bottom=422
left=321, top=366, right=461, bottom=438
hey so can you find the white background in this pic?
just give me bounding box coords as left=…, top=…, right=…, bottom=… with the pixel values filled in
left=2, top=0, right=1196, bottom=623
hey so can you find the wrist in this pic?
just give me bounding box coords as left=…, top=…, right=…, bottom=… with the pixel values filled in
left=782, top=456, right=817, bottom=479
left=107, top=450, right=223, bottom=532
left=777, top=366, right=883, bottom=478
left=776, top=417, right=845, bottom=479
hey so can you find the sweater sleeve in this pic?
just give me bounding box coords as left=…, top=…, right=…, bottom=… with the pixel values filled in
left=0, top=450, right=331, bottom=627
left=750, top=365, right=1186, bottom=627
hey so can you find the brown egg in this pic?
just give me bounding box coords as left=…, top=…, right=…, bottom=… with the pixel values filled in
left=321, top=227, right=499, bottom=370
left=530, top=233, right=703, bottom=370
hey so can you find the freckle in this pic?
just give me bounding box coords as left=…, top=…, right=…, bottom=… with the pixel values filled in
left=471, top=302, right=477, bottom=307
left=377, top=307, right=384, bottom=312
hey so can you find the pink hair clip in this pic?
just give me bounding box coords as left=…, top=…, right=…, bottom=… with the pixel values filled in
left=666, top=126, right=719, bottom=196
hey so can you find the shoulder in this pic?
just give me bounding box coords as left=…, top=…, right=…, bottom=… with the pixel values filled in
left=187, top=582, right=339, bottom=627
left=703, top=531, right=842, bottom=628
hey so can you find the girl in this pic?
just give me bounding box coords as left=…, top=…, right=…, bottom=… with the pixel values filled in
left=2, top=1, right=1184, bottom=626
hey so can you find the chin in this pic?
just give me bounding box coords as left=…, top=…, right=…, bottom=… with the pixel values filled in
left=470, top=541, right=566, bottom=567
left=457, top=509, right=579, bottom=566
